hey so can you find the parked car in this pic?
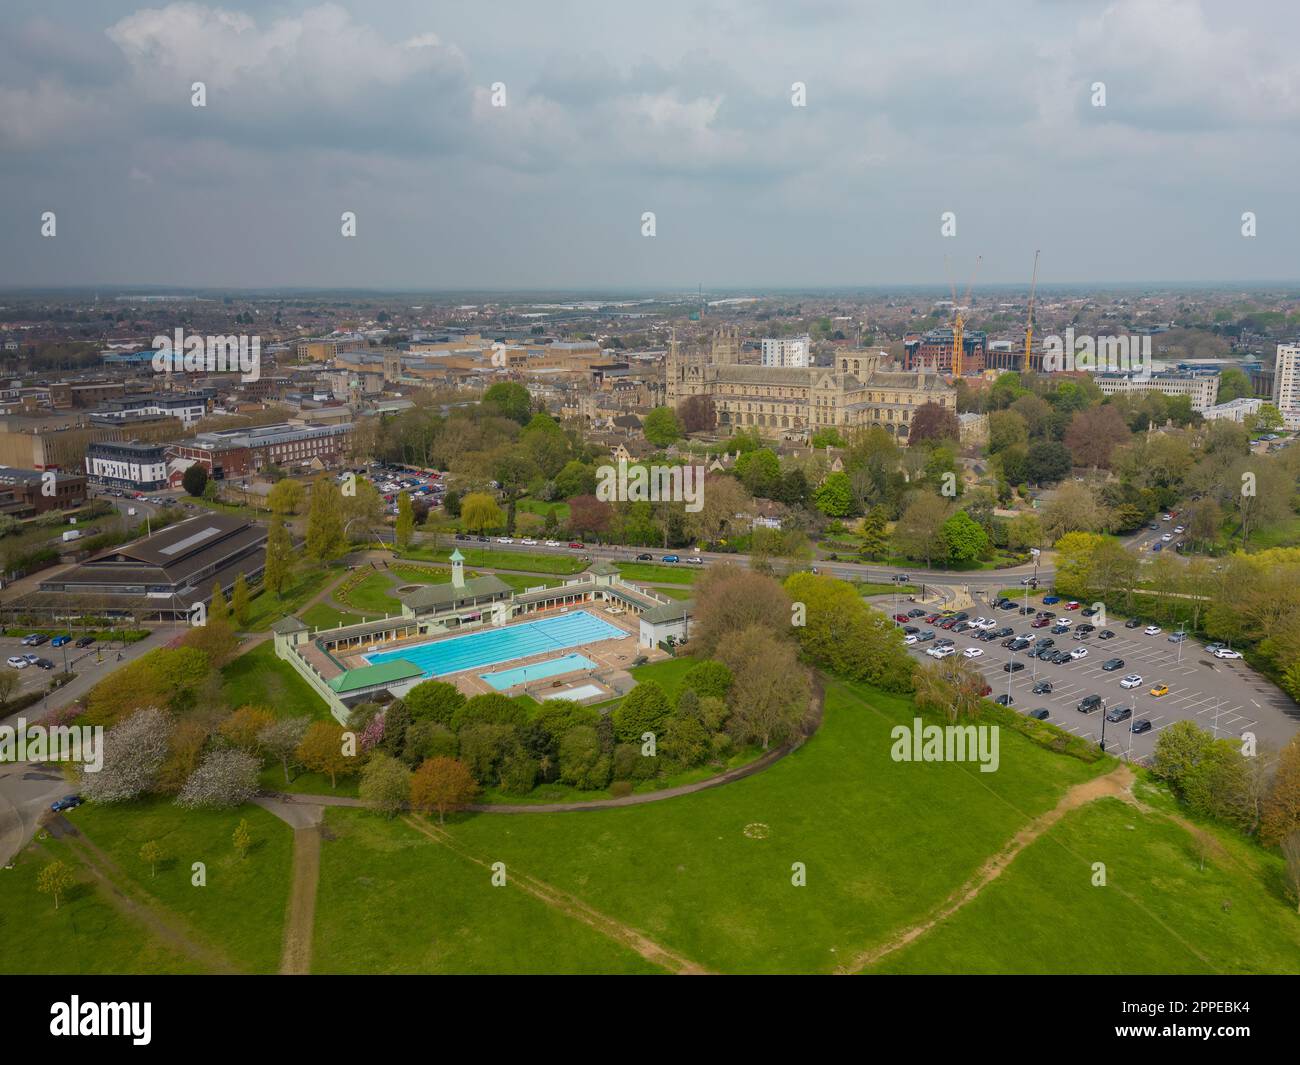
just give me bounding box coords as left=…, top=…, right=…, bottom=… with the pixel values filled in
left=1120, top=674, right=1144, bottom=689
left=1043, top=596, right=1061, bottom=605
left=75, top=636, right=95, bottom=648
left=1003, top=660, right=1025, bottom=673
left=1065, top=601, right=1081, bottom=610
left=50, top=795, right=83, bottom=813
left=993, top=694, right=1014, bottom=706
left=1097, top=629, right=1116, bottom=640
left=661, top=555, right=680, bottom=563
left=1102, top=658, right=1125, bottom=671
left=34, top=658, right=54, bottom=670
left=1168, top=631, right=1188, bottom=643
left=51, top=635, right=71, bottom=647
left=1031, top=680, right=1053, bottom=695
left=1027, top=708, right=1050, bottom=720
left=1077, top=694, right=1103, bottom=713
left=6, top=656, right=28, bottom=669
left=963, top=647, right=984, bottom=659
left=916, top=630, right=935, bottom=642
left=1130, top=719, right=1153, bottom=735
left=1149, top=683, right=1169, bottom=697
left=1105, top=705, right=1133, bottom=723
left=1124, top=618, right=1143, bottom=629
left=1213, top=648, right=1243, bottom=660
left=1069, top=647, right=1089, bottom=660
left=1143, top=625, right=1162, bottom=636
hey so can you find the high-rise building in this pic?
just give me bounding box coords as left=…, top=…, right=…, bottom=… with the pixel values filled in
left=761, top=335, right=811, bottom=368
left=1272, top=344, right=1300, bottom=429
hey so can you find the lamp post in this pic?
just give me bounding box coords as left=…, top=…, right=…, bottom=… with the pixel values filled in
left=1098, top=696, right=1109, bottom=753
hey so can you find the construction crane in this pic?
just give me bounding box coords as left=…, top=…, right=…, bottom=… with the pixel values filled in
left=948, top=255, right=981, bottom=377
left=1024, top=250, right=1041, bottom=371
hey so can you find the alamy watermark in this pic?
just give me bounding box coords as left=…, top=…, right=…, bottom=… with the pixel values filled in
left=151, top=328, right=261, bottom=382
left=1041, top=327, right=1152, bottom=379
left=596, top=462, right=705, bottom=513
left=0, top=717, right=104, bottom=772
left=890, top=717, right=1000, bottom=773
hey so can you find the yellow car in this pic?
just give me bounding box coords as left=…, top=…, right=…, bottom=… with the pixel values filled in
left=1149, top=684, right=1169, bottom=697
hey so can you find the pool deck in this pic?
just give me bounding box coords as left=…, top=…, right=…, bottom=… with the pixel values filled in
left=332, top=603, right=655, bottom=700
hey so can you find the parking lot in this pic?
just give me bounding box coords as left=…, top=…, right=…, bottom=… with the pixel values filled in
left=0, top=634, right=119, bottom=703
left=893, top=600, right=1300, bottom=761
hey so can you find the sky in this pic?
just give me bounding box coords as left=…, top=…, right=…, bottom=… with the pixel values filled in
left=2, top=0, right=1299, bottom=291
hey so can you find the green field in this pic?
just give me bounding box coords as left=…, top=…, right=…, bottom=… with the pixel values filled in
left=336, top=571, right=402, bottom=615
left=221, top=640, right=330, bottom=719
left=300, top=603, right=364, bottom=629
left=311, top=809, right=661, bottom=974
left=870, top=795, right=1300, bottom=974
left=3, top=799, right=294, bottom=974
left=615, top=562, right=697, bottom=585
left=515, top=498, right=571, bottom=524
left=242, top=566, right=342, bottom=631
left=399, top=546, right=588, bottom=575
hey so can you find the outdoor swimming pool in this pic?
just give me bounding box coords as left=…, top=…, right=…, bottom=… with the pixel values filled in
left=480, top=652, right=596, bottom=690
left=365, top=610, right=627, bottom=679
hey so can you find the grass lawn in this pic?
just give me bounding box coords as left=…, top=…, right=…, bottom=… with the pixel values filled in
left=516, top=498, right=570, bottom=524
left=615, top=562, right=697, bottom=585
left=444, top=679, right=1110, bottom=973
left=870, top=796, right=1300, bottom=974
left=627, top=655, right=699, bottom=697
left=36, top=799, right=294, bottom=973
left=399, top=546, right=587, bottom=575
left=0, top=837, right=202, bottom=974
left=301, top=603, right=364, bottom=630
left=653, top=585, right=694, bottom=600
left=221, top=640, right=331, bottom=720
left=336, top=571, right=402, bottom=615
left=311, top=808, right=662, bottom=974
left=242, top=565, right=343, bottom=632
left=1247, top=513, right=1300, bottom=551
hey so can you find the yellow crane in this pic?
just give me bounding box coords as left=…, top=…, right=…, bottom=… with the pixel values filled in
left=1024, top=250, right=1041, bottom=371
left=949, top=255, right=981, bottom=377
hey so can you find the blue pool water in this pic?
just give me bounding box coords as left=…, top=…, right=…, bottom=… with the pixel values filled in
left=480, top=652, right=596, bottom=690
left=365, top=610, right=626, bottom=679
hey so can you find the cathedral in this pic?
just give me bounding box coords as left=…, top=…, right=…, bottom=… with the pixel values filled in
left=666, top=328, right=957, bottom=442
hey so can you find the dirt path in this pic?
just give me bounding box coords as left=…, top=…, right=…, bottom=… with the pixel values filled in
left=48, top=818, right=241, bottom=974
left=278, top=823, right=322, bottom=975
left=401, top=814, right=710, bottom=975
left=843, top=764, right=1138, bottom=973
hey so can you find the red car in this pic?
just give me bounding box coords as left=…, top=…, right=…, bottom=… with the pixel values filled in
left=925, top=613, right=941, bottom=623
left=567, top=541, right=584, bottom=549
left=1032, top=617, right=1051, bottom=628
left=979, top=684, right=993, bottom=697
left=1065, top=601, right=1081, bottom=610
left=893, top=613, right=909, bottom=623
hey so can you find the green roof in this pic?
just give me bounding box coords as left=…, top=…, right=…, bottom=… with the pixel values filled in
left=328, top=659, right=425, bottom=693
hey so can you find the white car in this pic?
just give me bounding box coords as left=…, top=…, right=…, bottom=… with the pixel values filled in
left=1120, top=674, right=1143, bottom=689
left=497, top=537, right=515, bottom=544
left=1161, top=513, right=1173, bottom=521
left=520, top=538, right=539, bottom=546
left=1213, top=648, right=1243, bottom=660
left=1069, top=647, right=1089, bottom=660
left=1143, top=625, right=1162, bottom=636
left=929, top=646, right=956, bottom=659
left=979, top=618, right=998, bottom=631
left=1161, top=534, right=1173, bottom=542
left=6, top=656, right=28, bottom=669
left=545, top=540, right=561, bottom=547
left=962, top=647, right=983, bottom=659
left=1174, top=525, right=1185, bottom=534
left=904, top=634, right=918, bottom=645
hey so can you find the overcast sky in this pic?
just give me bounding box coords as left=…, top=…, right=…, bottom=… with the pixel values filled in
left=2, top=0, right=1298, bottom=291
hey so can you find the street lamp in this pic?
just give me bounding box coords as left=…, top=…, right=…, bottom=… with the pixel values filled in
left=1098, top=696, right=1109, bottom=753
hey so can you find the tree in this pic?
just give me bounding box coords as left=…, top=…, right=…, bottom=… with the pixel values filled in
left=1283, top=832, right=1300, bottom=915
left=716, top=625, right=809, bottom=750
left=80, top=708, right=173, bottom=802
left=257, top=717, right=311, bottom=786
left=1253, top=403, right=1284, bottom=433
left=557, top=726, right=610, bottom=790
left=263, top=517, right=294, bottom=598
left=296, top=721, right=356, bottom=788
left=230, top=573, right=251, bottom=628
left=305, top=478, right=347, bottom=561
left=232, top=818, right=252, bottom=859
left=908, top=402, right=960, bottom=445
left=1025, top=440, right=1073, bottom=485
left=37, top=860, right=75, bottom=910
left=1064, top=405, right=1131, bottom=469
left=219, top=705, right=275, bottom=751
left=394, top=491, right=415, bottom=550
left=139, top=840, right=165, bottom=878
left=677, top=394, right=717, bottom=434
left=554, top=460, right=597, bottom=499
left=612, top=681, right=673, bottom=743
left=642, top=406, right=683, bottom=447
left=180, top=615, right=239, bottom=669
left=1052, top=531, right=1107, bottom=600
left=1217, top=367, right=1253, bottom=402
left=83, top=647, right=209, bottom=727
left=460, top=492, right=504, bottom=536
left=987, top=410, right=1028, bottom=454
left=482, top=381, right=532, bottom=424
left=1261, top=736, right=1300, bottom=847
left=566, top=494, right=614, bottom=541
left=812, top=471, right=857, bottom=517
left=267, top=478, right=304, bottom=516
left=208, top=581, right=228, bottom=624
left=359, top=753, right=411, bottom=817
left=176, top=747, right=261, bottom=808
left=941, top=510, right=989, bottom=564
left=404, top=680, right=466, bottom=726
left=912, top=656, right=988, bottom=723
left=182, top=464, right=209, bottom=497
left=892, top=492, right=951, bottom=569
left=690, top=564, right=792, bottom=656
left=410, top=756, right=480, bottom=824
left=0, top=670, right=18, bottom=708
left=682, top=660, right=733, bottom=699
left=1151, top=720, right=1215, bottom=799
left=1042, top=481, right=1112, bottom=540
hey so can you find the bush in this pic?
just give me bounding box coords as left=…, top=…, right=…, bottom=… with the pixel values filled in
left=611, top=681, right=672, bottom=744
left=499, top=751, right=539, bottom=795
left=451, top=693, right=527, bottom=734
left=609, top=780, right=634, bottom=798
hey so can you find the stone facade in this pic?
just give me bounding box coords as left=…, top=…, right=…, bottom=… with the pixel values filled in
left=666, top=329, right=956, bottom=441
